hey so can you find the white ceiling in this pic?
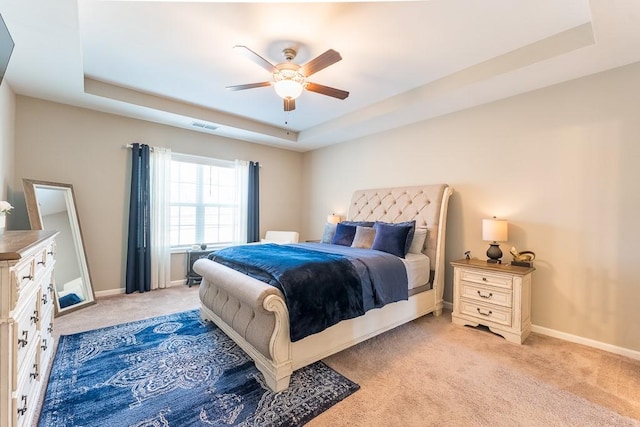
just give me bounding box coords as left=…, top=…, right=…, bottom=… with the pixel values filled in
left=2, top=0, right=640, bottom=152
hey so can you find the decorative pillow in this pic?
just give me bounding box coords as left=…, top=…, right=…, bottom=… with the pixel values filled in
left=408, top=227, right=428, bottom=254
left=331, top=223, right=358, bottom=246
left=321, top=223, right=337, bottom=243
left=371, top=221, right=416, bottom=258
left=351, top=226, right=376, bottom=249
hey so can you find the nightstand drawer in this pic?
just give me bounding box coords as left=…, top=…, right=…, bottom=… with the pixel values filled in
left=460, top=270, right=512, bottom=290
left=459, top=300, right=512, bottom=327
left=460, top=282, right=512, bottom=308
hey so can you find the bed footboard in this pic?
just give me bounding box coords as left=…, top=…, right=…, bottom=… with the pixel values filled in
left=194, top=258, right=293, bottom=391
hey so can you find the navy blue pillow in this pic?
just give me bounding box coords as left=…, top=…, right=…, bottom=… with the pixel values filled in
left=331, top=223, right=358, bottom=246
left=371, top=221, right=416, bottom=258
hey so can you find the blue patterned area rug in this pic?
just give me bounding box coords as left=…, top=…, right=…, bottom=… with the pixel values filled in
left=38, top=310, right=359, bottom=426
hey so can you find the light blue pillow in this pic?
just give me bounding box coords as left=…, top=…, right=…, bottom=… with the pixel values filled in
left=321, top=223, right=337, bottom=243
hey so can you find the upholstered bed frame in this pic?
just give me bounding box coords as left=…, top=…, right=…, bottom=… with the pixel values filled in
left=194, top=184, right=453, bottom=391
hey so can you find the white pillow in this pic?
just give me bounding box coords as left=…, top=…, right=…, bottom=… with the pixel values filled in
left=408, top=227, right=428, bottom=254
left=351, top=226, right=376, bottom=249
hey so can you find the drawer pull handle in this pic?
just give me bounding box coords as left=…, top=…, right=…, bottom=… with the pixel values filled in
left=41, top=339, right=48, bottom=351
left=31, top=310, right=39, bottom=324
left=22, top=274, right=33, bottom=281
left=30, top=363, right=39, bottom=379
left=477, top=290, right=493, bottom=299
left=48, top=323, right=54, bottom=334
left=18, top=331, right=29, bottom=348
left=477, top=308, right=493, bottom=317
left=38, top=260, right=46, bottom=267
left=42, top=294, right=48, bottom=305
left=48, top=283, right=54, bottom=292
left=47, top=250, right=54, bottom=255
left=482, top=277, right=487, bottom=281
left=17, top=395, right=28, bottom=416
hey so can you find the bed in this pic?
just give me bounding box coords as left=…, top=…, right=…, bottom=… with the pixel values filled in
left=194, top=184, right=452, bottom=391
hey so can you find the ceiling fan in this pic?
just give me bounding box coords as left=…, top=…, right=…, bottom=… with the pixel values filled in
left=226, top=45, right=349, bottom=112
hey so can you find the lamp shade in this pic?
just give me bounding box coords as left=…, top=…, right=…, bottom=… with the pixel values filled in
left=274, top=79, right=304, bottom=100
left=327, top=214, right=341, bottom=225
left=482, top=218, right=508, bottom=242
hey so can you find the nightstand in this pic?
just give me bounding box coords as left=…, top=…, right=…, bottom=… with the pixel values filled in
left=451, top=259, right=535, bottom=344
left=185, top=249, right=214, bottom=287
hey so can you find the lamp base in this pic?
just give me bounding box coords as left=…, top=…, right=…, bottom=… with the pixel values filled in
left=486, top=243, right=503, bottom=264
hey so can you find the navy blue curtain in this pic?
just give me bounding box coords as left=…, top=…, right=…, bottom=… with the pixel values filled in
left=125, top=143, right=151, bottom=294
left=247, top=161, right=260, bottom=243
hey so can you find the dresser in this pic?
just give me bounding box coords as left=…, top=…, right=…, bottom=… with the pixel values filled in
left=1, top=230, right=58, bottom=427
left=451, top=258, right=534, bottom=344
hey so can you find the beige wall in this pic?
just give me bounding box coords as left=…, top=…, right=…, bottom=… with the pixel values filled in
left=12, top=97, right=304, bottom=293
left=7, top=61, right=640, bottom=354
left=0, top=81, right=14, bottom=203
left=301, top=61, right=640, bottom=353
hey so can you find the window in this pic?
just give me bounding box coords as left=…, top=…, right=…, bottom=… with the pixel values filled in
left=169, top=154, right=240, bottom=248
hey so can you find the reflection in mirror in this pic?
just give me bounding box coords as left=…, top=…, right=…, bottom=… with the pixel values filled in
left=23, top=179, right=96, bottom=315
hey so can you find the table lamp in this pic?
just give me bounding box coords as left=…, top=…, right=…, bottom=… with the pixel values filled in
left=327, top=214, right=341, bottom=224
left=482, top=217, right=508, bottom=264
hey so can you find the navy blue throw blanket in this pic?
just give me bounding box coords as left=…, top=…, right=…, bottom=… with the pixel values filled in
left=210, top=244, right=364, bottom=342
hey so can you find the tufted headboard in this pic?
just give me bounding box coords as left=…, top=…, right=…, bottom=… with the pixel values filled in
left=348, top=184, right=451, bottom=268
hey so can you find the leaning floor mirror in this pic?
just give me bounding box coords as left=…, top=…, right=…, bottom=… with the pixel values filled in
left=23, top=179, right=96, bottom=315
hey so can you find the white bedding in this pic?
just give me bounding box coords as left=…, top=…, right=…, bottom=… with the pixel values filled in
left=401, top=252, right=431, bottom=290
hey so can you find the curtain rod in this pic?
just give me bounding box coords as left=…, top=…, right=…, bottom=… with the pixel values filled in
left=124, top=143, right=156, bottom=151
left=123, top=144, right=262, bottom=167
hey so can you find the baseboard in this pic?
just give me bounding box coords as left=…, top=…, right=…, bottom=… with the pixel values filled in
left=94, top=288, right=124, bottom=298
left=531, top=324, right=640, bottom=361
left=94, top=280, right=187, bottom=299
left=443, top=300, right=639, bottom=361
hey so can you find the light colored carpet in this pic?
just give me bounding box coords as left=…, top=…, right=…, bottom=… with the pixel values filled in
left=51, top=286, right=640, bottom=426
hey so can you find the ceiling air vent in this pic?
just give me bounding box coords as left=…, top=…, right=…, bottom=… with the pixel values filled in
left=191, top=121, right=218, bottom=131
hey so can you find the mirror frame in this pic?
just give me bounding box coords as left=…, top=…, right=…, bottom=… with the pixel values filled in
left=23, top=179, right=96, bottom=315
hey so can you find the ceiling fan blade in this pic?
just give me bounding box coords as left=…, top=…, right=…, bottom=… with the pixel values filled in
left=305, top=82, right=349, bottom=100
left=226, top=82, right=272, bottom=91
left=284, top=98, right=296, bottom=112
left=233, top=45, right=277, bottom=74
left=299, top=49, right=342, bottom=77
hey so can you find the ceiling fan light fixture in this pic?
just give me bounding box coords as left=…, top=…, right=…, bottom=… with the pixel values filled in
left=274, top=79, right=304, bottom=100
left=273, top=68, right=306, bottom=100
left=229, top=45, right=348, bottom=111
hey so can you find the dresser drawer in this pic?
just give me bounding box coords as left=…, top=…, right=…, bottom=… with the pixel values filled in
left=460, top=269, right=513, bottom=290
left=460, top=282, right=512, bottom=308
left=13, top=260, right=35, bottom=296
left=13, top=289, right=41, bottom=376
left=14, top=341, right=40, bottom=427
left=459, top=300, right=512, bottom=327
left=40, top=271, right=55, bottom=313
left=40, top=303, right=55, bottom=375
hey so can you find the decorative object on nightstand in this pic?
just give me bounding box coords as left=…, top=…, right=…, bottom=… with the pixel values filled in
left=451, top=258, right=534, bottom=344
left=510, top=246, right=536, bottom=268
left=482, top=217, right=508, bottom=264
